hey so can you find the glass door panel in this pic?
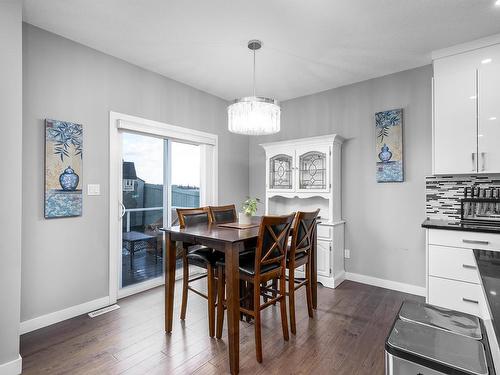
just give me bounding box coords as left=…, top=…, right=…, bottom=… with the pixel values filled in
left=121, top=132, right=165, bottom=288
left=170, top=142, right=201, bottom=225
left=297, top=145, right=330, bottom=192
left=269, top=153, right=293, bottom=190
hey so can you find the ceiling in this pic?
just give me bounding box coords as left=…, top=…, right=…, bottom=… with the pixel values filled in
left=23, top=0, right=500, bottom=101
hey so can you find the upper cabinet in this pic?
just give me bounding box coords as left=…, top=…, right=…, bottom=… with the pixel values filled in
left=263, top=136, right=342, bottom=195
left=478, top=60, right=500, bottom=173
left=433, top=41, right=500, bottom=175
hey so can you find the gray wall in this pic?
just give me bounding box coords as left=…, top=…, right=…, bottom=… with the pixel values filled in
left=0, top=0, right=22, bottom=368
left=250, top=65, right=432, bottom=287
left=22, top=24, right=249, bottom=322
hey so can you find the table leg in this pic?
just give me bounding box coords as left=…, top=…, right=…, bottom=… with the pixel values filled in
left=311, top=225, right=318, bottom=309
left=225, top=242, right=241, bottom=375
left=165, top=232, right=176, bottom=333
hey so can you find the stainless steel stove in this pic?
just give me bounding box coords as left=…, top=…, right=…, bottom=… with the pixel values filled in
left=385, top=301, right=496, bottom=375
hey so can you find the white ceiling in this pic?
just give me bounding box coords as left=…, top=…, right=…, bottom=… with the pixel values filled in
left=23, top=0, right=500, bottom=101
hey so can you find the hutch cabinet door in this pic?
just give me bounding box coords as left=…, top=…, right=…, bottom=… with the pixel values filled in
left=267, top=148, right=295, bottom=191
left=295, top=145, right=330, bottom=193
left=316, top=239, right=331, bottom=278
left=478, top=62, right=500, bottom=174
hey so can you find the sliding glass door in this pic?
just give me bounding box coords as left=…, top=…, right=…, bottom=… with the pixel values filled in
left=119, top=132, right=202, bottom=295
left=121, top=132, right=166, bottom=290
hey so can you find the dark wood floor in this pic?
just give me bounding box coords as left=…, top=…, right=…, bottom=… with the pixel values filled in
left=20, top=280, right=422, bottom=374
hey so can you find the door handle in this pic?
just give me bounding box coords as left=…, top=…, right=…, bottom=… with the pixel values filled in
left=119, top=201, right=126, bottom=218
left=462, top=297, right=479, bottom=304
left=472, top=152, right=476, bottom=172
left=463, top=239, right=489, bottom=245
left=462, top=264, right=477, bottom=270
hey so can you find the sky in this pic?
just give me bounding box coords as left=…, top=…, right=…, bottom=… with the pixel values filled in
left=122, top=132, right=200, bottom=186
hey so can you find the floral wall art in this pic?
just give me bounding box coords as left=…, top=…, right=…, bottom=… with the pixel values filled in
left=45, top=119, right=83, bottom=218
left=375, top=109, right=404, bottom=183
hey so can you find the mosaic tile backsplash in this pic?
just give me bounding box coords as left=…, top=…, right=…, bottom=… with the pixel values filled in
left=426, top=175, right=500, bottom=221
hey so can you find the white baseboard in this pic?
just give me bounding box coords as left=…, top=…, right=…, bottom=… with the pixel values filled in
left=345, top=272, right=426, bottom=297
left=20, top=296, right=110, bottom=334
left=0, top=354, right=22, bottom=375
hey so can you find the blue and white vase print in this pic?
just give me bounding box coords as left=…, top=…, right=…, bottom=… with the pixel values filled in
left=378, top=144, right=393, bottom=163
left=59, top=166, right=79, bottom=191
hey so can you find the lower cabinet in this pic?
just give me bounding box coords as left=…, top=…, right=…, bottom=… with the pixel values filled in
left=294, top=222, right=345, bottom=289
left=428, top=276, right=487, bottom=317
left=426, top=229, right=496, bottom=320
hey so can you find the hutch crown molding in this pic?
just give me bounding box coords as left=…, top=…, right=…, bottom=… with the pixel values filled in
left=260, top=134, right=345, bottom=289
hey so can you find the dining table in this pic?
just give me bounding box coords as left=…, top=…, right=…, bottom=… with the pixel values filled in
left=161, top=216, right=318, bottom=375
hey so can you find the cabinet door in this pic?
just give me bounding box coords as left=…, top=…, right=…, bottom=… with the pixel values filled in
left=478, top=62, right=500, bottom=173
left=267, top=149, right=294, bottom=191
left=296, top=145, right=330, bottom=193
left=316, top=240, right=331, bottom=277
left=433, top=62, right=477, bottom=174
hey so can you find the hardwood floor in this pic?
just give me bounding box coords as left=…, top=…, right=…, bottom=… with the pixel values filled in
left=20, top=280, right=422, bottom=374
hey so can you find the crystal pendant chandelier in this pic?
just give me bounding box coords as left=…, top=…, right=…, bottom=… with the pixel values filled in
left=228, top=40, right=280, bottom=135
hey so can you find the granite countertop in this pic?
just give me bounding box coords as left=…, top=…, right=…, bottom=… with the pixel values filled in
left=422, top=218, right=500, bottom=234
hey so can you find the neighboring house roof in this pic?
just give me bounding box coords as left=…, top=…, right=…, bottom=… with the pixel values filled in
left=123, top=161, right=137, bottom=180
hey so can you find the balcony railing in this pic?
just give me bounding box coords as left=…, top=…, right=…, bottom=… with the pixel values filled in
left=123, top=206, right=184, bottom=232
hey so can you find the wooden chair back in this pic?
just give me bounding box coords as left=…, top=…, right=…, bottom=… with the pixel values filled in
left=254, top=214, right=295, bottom=277
left=289, top=209, right=319, bottom=263
left=177, top=207, right=211, bottom=228
left=209, top=204, right=237, bottom=224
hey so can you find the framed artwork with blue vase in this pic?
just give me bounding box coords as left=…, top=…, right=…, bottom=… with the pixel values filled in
left=375, top=109, right=403, bottom=183
left=44, top=119, right=83, bottom=218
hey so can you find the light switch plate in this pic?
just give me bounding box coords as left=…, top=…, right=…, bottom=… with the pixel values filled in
left=87, top=184, right=100, bottom=196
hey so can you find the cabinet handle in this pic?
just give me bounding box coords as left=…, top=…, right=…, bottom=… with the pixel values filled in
left=462, top=297, right=479, bottom=304
left=481, top=152, right=486, bottom=172
left=462, top=264, right=477, bottom=269
left=472, top=152, right=476, bottom=172
left=462, top=239, right=489, bottom=245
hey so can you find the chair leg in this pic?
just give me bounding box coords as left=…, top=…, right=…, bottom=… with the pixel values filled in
left=207, top=266, right=216, bottom=338
left=254, top=281, right=263, bottom=363
left=279, top=274, right=290, bottom=341
left=305, top=260, right=314, bottom=318
left=288, top=267, right=297, bottom=335
left=216, top=265, right=225, bottom=339
left=272, top=279, right=278, bottom=305
left=180, top=253, right=189, bottom=320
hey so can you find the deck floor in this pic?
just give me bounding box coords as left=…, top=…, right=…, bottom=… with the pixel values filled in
left=20, top=280, right=422, bottom=374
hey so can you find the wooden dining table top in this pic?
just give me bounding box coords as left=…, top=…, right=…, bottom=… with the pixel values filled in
left=161, top=216, right=263, bottom=244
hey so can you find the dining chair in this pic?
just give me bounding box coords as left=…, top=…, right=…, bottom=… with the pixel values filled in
left=177, top=207, right=223, bottom=337
left=287, top=209, right=319, bottom=334
left=216, top=214, right=295, bottom=363
left=208, top=204, right=237, bottom=224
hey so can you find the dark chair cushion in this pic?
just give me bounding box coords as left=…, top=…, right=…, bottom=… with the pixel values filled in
left=187, top=247, right=224, bottom=268
left=287, top=249, right=307, bottom=262
left=215, top=247, right=256, bottom=268
left=213, top=210, right=236, bottom=224
left=183, top=212, right=210, bottom=226
left=237, top=251, right=281, bottom=276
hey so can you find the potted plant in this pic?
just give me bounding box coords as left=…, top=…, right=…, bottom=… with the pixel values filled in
left=239, top=197, right=260, bottom=225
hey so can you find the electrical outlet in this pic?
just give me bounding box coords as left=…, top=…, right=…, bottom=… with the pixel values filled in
left=87, top=184, right=101, bottom=196
left=344, top=249, right=351, bottom=259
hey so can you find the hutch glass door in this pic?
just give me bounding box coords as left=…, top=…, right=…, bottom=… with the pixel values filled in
left=296, top=145, right=330, bottom=192
left=269, top=152, right=293, bottom=191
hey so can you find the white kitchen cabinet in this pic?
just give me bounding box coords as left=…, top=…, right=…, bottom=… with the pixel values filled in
left=433, top=61, right=477, bottom=174
left=261, top=134, right=345, bottom=289
left=425, top=228, right=500, bottom=320
left=432, top=42, right=500, bottom=175
left=478, top=61, right=500, bottom=173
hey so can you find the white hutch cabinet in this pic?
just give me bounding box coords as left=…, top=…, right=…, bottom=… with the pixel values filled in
left=261, top=134, right=345, bottom=289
